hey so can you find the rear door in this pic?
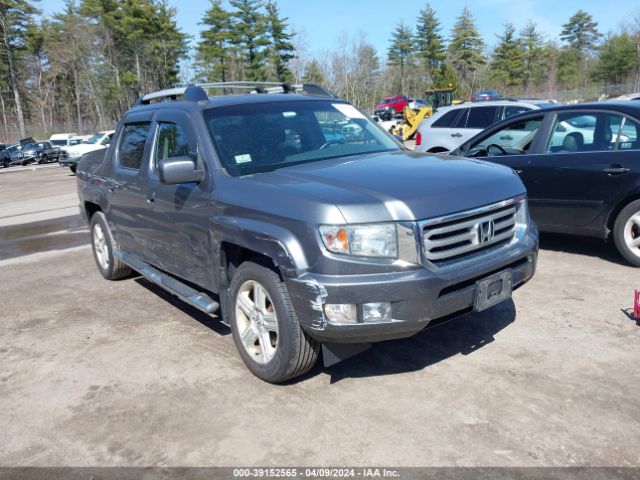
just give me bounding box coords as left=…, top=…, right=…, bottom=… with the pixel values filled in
left=422, top=108, right=465, bottom=151
left=525, top=110, right=639, bottom=231
left=457, top=105, right=500, bottom=147
left=106, top=112, right=154, bottom=260
left=143, top=110, right=212, bottom=288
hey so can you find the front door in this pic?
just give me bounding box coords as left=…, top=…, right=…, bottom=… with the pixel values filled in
left=525, top=110, right=638, bottom=230
left=143, top=111, right=213, bottom=289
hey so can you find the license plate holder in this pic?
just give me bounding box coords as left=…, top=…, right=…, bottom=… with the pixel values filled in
left=474, top=270, right=513, bottom=312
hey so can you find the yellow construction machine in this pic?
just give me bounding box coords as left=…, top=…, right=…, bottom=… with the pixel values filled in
left=391, top=87, right=455, bottom=142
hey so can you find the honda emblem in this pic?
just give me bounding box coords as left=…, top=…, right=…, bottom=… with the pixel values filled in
left=478, top=220, right=495, bottom=244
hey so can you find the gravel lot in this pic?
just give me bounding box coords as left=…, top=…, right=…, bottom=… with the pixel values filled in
left=1, top=166, right=639, bottom=467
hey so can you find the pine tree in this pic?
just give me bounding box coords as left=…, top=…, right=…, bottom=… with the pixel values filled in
left=264, top=1, right=294, bottom=82
left=0, top=0, right=39, bottom=137
left=230, top=0, right=269, bottom=81
left=197, top=0, right=233, bottom=82
left=387, top=21, right=414, bottom=93
left=447, top=6, right=485, bottom=93
left=302, top=59, right=325, bottom=84
left=489, top=22, right=524, bottom=89
left=591, top=33, right=636, bottom=84
left=519, top=21, right=545, bottom=91
left=149, top=1, right=188, bottom=89
left=560, top=10, right=601, bottom=54
left=415, top=3, right=445, bottom=78
left=559, top=10, right=601, bottom=89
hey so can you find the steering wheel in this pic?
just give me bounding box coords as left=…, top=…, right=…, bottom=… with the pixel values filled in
left=486, top=143, right=508, bottom=156
left=320, top=138, right=346, bottom=150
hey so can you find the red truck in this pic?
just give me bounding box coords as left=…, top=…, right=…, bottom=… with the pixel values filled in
left=373, top=95, right=409, bottom=120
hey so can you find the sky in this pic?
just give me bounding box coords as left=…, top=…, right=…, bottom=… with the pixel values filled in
left=41, top=0, right=640, bottom=56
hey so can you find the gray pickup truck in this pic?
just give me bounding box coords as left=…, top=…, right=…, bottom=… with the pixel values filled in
left=76, top=82, right=538, bottom=383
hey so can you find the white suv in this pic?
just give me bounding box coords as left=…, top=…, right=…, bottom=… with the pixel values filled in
left=414, top=100, right=554, bottom=153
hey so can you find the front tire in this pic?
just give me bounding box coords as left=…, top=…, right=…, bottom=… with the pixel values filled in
left=228, top=261, right=319, bottom=383
left=70, top=164, right=77, bottom=174
left=90, top=212, right=132, bottom=280
left=613, top=200, right=640, bottom=267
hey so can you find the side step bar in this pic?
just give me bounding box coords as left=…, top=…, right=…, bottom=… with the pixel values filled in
left=115, top=251, right=220, bottom=315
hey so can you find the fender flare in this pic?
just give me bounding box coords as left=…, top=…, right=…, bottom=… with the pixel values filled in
left=212, top=215, right=310, bottom=276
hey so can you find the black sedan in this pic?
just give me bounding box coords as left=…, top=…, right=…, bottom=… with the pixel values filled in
left=452, top=101, right=640, bottom=266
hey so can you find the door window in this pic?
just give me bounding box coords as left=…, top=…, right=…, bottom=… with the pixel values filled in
left=466, top=106, right=499, bottom=129
left=618, top=117, right=640, bottom=150
left=153, top=121, right=198, bottom=170
left=504, top=105, right=532, bottom=119
left=546, top=112, right=626, bottom=153
left=118, top=123, right=151, bottom=170
left=466, top=116, right=543, bottom=157
left=431, top=109, right=462, bottom=128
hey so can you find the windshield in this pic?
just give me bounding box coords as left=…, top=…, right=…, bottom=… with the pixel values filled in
left=51, top=139, right=66, bottom=146
left=84, top=133, right=103, bottom=144
left=204, top=100, right=400, bottom=176
left=23, top=143, right=42, bottom=150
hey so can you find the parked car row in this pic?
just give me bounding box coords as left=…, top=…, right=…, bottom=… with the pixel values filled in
left=0, top=130, right=114, bottom=171
left=0, top=137, right=60, bottom=168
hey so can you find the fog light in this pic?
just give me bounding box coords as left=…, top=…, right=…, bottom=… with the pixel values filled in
left=363, top=302, right=392, bottom=322
left=324, top=303, right=357, bottom=324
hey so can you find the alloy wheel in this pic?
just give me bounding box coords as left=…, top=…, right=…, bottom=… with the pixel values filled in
left=93, top=223, right=110, bottom=270
left=623, top=213, right=640, bottom=259
left=235, top=280, right=279, bottom=364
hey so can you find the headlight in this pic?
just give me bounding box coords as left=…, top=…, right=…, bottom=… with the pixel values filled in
left=69, top=151, right=82, bottom=158
left=514, top=196, right=529, bottom=235
left=319, top=224, right=398, bottom=258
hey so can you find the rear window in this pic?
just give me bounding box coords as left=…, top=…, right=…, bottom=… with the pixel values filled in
left=466, top=106, right=499, bottom=128
left=432, top=110, right=462, bottom=128
left=504, top=106, right=532, bottom=119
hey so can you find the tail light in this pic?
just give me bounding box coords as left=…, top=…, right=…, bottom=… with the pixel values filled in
left=415, top=131, right=422, bottom=146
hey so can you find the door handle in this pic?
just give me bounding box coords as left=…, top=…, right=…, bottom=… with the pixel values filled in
left=603, top=166, right=630, bottom=175
left=451, top=133, right=463, bottom=138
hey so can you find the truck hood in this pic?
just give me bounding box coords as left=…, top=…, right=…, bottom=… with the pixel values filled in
left=64, top=143, right=105, bottom=155
left=246, top=151, right=526, bottom=223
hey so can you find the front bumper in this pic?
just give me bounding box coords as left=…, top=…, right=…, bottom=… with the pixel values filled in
left=286, top=228, right=538, bottom=344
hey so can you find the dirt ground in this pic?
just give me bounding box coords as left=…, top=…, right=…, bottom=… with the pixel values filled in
left=1, top=165, right=639, bottom=467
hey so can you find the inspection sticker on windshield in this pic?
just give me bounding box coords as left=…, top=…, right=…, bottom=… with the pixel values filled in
left=332, top=103, right=366, bottom=119
left=234, top=154, right=252, bottom=164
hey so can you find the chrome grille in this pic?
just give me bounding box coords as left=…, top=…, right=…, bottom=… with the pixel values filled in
left=422, top=203, right=517, bottom=262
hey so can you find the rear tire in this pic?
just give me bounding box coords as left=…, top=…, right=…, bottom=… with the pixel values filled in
left=90, top=211, right=132, bottom=280
left=613, top=200, right=640, bottom=267
left=228, top=261, right=319, bottom=383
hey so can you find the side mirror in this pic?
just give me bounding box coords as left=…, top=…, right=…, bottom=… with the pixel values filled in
left=158, top=157, right=203, bottom=185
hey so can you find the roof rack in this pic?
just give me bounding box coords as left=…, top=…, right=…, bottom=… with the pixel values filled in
left=135, top=82, right=338, bottom=106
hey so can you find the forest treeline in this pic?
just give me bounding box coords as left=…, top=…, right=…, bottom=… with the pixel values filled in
left=0, top=0, right=639, bottom=140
